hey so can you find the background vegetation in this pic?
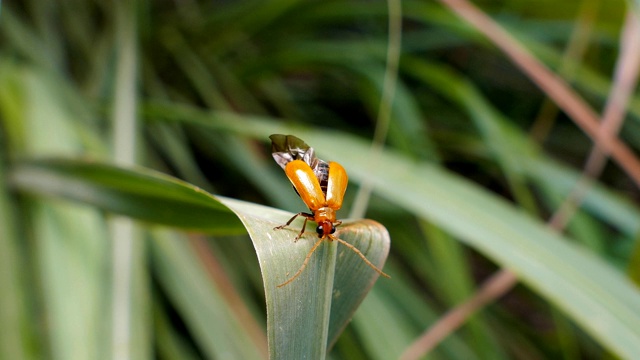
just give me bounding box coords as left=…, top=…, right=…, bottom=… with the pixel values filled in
left=1, top=0, right=640, bottom=359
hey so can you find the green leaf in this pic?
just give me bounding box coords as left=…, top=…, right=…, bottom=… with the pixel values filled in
left=10, top=158, right=391, bottom=358
left=150, top=230, right=267, bottom=359
left=10, top=158, right=244, bottom=233
left=218, top=198, right=390, bottom=357
left=0, top=156, right=32, bottom=360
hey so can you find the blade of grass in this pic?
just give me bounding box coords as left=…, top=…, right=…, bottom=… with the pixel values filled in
left=218, top=198, right=390, bottom=357
left=10, top=159, right=244, bottom=233
left=351, top=288, right=414, bottom=360
left=32, top=201, right=109, bottom=360
left=110, top=1, right=143, bottom=358
left=350, top=0, right=402, bottom=217
left=153, top=303, right=202, bottom=360
left=0, top=149, right=32, bottom=360
left=7, top=66, right=110, bottom=360
left=150, top=230, right=266, bottom=359
left=327, top=220, right=391, bottom=347
left=0, top=60, right=34, bottom=360
left=419, top=222, right=506, bottom=359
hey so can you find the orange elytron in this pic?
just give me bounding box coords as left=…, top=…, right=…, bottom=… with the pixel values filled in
left=270, top=134, right=390, bottom=288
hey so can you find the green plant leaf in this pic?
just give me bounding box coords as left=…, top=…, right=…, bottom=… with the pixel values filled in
left=10, top=158, right=244, bottom=233
left=150, top=230, right=267, bottom=359
left=217, top=198, right=390, bottom=357
left=10, top=158, right=391, bottom=358
left=0, top=155, right=32, bottom=360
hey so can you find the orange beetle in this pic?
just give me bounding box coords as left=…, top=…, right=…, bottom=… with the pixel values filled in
left=270, top=134, right=390, bottom=287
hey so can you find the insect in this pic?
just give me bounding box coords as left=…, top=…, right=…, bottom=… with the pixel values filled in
left=270, top=134, right=390, bottom=288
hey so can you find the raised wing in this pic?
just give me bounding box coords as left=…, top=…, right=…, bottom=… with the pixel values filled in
left=270, top=134, right=316, bottom=169
left=270, top=134, right=329, bottom=196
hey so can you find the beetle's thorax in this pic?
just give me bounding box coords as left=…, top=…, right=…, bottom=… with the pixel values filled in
left=313, top=206, right=336, bottom=224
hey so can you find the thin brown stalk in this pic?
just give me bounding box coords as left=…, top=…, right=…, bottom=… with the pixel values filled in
left=529, top=0, right=600, bottom=141
left=550, top=12, right=640, bottom=229
left=350, top=0, right=402, bottom=218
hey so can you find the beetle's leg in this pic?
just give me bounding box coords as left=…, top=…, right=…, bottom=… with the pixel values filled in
left=293, top=217, right=309, bottom=242
left=274, top=212, right=314, bottom=242
left=274, top=212, right=304, bottom=229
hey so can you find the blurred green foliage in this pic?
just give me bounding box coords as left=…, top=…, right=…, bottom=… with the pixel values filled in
left=1, top=0, right=640, bottom=359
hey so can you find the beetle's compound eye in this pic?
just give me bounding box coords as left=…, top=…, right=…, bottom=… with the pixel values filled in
left=315, top=222, right=334, bottom=237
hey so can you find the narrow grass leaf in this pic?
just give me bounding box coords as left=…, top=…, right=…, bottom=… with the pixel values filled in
left=10, top=159, right=243, bottom=233
left=0, top=157, right=32, bottom=360
left=218, top=197, right=390, bottom=357
left=151, top=231, right=265, bottom=360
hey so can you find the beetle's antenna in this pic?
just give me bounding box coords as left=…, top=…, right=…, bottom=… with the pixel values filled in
left=277, top=237, right=326, bottom=288
left=333, top=236, right=391, bottom=279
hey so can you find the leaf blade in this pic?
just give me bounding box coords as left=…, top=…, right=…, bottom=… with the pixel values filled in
left=10, top=159, right=243, bottom=233
left=219, top=197, right=390, bottom=357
